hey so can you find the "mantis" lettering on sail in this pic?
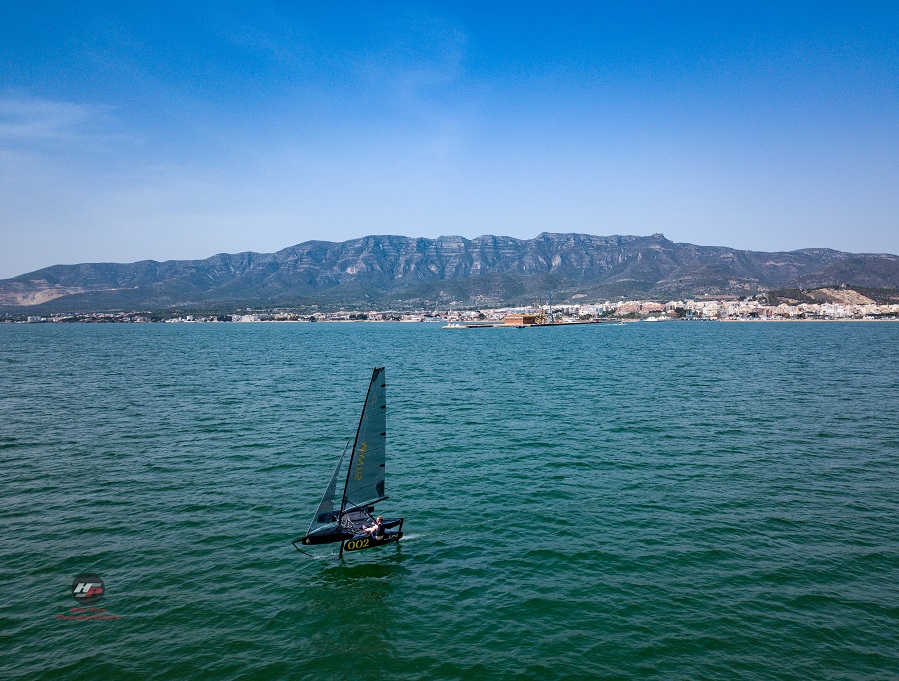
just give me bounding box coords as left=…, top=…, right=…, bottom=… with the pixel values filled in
left=353, top=442, right=367, bottom=480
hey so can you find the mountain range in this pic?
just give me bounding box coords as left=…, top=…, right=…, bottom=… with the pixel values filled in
left=2, top=233, right=898, bottom=312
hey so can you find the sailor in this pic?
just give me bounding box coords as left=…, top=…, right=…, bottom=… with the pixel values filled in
left=363, top=516, right=385, bottom=540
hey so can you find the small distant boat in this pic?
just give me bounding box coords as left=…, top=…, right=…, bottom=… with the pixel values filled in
left=293, top=367, right=404, bottom=558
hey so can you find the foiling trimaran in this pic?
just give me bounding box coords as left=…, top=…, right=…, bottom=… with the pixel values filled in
left=293, top=367, right=404, bottom=557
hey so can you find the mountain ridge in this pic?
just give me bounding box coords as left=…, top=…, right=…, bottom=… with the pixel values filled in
left=2, top=232, right=898, bottom=311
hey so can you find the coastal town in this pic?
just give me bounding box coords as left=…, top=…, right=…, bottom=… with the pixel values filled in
left=8, top=293, right=899, bottom=324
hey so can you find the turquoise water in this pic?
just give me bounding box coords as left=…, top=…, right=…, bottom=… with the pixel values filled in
left=2, top=321, right=898, bottom=679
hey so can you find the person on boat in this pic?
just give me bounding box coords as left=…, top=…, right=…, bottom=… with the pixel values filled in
left=363, top=516, right=385, bottom=539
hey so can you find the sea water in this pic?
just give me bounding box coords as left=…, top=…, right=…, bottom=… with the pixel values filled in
left=1, top=321, right=897, bottom=679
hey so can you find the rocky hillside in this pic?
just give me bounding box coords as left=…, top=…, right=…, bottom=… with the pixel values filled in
left=764, top=286, right=899, bottom=306
left=2, top=233, right=898, bottom=311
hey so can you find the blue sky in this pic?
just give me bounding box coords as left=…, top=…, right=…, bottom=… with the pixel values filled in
left=1, top=1, right=897, bottom=278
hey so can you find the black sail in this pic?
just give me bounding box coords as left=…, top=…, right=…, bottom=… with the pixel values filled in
left=341, top=367, right=387, bottom=513
left=306, top=447, right=346, bottom=535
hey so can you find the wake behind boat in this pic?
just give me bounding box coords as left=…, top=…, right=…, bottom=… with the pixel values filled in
left=293, top=367, right=404, bottom=558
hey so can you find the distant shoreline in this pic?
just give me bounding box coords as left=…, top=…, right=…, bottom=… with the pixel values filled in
left=3, top=317, right=898, bottom=325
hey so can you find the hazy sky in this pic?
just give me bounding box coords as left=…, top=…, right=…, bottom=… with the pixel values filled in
left=1, top=2, right=897, bottom=278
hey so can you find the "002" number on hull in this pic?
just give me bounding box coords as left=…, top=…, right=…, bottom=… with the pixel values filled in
left=344, top=538, right=370, bottom=551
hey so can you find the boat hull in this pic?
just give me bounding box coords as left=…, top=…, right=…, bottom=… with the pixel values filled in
left=294, top=517, right=404, bottom=549
left=295, top=530, right=353, bottom=546
left=343, top=529, right=403, bottom=552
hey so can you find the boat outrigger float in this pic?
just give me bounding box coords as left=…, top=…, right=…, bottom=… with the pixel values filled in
left=293, top=367, right=404, bottom=558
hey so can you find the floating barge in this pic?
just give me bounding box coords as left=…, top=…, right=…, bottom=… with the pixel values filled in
left=441, top=321, right=504, bottom=329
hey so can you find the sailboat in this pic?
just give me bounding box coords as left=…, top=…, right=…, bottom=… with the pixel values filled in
left=293, top=367, right=404, bottom=557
